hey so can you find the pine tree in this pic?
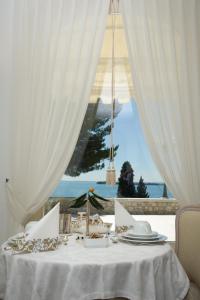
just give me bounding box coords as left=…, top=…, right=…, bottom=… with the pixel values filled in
left=162, top=183, right=168, bottom=198
left=137, top=176, right=149, bottom=198
left=65, top=99, right=120, bottom=177
left=117, top=161, right=136, bottom=197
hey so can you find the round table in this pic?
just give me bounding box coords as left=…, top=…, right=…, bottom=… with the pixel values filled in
left=1, top=236, right=189, bottom=300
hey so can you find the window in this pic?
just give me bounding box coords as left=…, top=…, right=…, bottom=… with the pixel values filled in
left=52, top=14, right=172, bottom=199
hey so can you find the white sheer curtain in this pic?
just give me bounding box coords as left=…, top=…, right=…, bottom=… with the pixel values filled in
left=121, top=0, right=200, bottom=204
left=5, top=0, right=109, bottom=230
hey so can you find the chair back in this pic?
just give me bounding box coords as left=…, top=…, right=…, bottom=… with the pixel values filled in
left=176, top=205, right=200, bottom=288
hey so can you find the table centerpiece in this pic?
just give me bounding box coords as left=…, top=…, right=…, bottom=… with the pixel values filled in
left=70, top=188, right=111, bottom=247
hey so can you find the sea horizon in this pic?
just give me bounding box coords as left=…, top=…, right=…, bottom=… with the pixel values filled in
left=52, top=180, right=173, bottom=198
left=62, top=180, right=165, bottom=184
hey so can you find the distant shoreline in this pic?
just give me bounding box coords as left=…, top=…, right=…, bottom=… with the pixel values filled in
left=52, top=180, right=172, bottom=198
left=96, top=181, right=164, bottom=185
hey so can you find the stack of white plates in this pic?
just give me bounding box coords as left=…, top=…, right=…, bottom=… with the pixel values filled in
left=119, top=231, right=167, bottom=244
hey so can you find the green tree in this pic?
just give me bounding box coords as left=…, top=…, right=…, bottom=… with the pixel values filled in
left=117, top=161, right=136, bottom=197
left=137, top=176, right=149, bottom=198
left=162, top=183, right=168, bottom=198
left=65, top=99, right=119, bottom=177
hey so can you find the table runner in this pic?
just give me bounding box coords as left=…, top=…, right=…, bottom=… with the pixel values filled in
left=0, top=237, right=189, bottom=300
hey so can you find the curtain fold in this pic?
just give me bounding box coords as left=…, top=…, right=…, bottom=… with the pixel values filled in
left=121, top=0, right=200, bottom=204
left=5, top=0, right=109, bottom=229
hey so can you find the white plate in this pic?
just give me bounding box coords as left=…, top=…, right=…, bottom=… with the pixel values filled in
left=119, top=234, right=167, bottom=244
left=126, top=231, right=158, bottom=238
left=8, top=233, right=25, bottom=242
left=122, top=234, right=160, bottom=241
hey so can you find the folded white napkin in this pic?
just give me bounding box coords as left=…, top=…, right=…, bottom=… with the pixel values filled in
left=115, top=200, right=136, bottom=228
left=25, top=221, right=38, bottom=233
left=26, top=203, right=60, bottom=240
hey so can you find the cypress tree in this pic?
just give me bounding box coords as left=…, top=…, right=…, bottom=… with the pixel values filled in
left=137, top=176, right=149, bottom=198
left=117, top=161, right=136, bottom=197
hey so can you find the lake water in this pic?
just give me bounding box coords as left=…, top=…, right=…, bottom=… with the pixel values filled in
left=51, top=181, right=173, bottom=198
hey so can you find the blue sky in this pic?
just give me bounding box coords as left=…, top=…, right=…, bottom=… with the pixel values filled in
left=64, top=99, right=163, bottom=183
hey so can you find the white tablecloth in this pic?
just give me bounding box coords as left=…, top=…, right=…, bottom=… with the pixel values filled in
left=0, top=237, right=189, bottom=300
